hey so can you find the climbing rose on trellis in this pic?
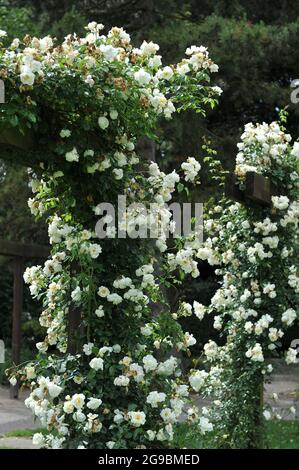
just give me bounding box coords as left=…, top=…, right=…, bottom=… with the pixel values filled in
left=1, top=23, right=221, bottom=448
left=189, top=121, right=299, bottom=448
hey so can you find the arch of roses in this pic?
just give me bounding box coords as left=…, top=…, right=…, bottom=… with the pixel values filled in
left=0, top=23, right=298, bottom=449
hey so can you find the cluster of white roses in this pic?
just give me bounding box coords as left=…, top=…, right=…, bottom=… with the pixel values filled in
left=3, top=22, right=219, bottom=123
left=2, top=23, right=223, bottom=448
left=181, top=157, right=202, bottom=183
left=186, top=121, right=298, bottom=444
left=235, top=121, right=294, bottom=179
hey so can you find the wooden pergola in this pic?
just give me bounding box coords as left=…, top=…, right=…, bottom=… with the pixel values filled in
left=0, top=239, right=50, bottom=398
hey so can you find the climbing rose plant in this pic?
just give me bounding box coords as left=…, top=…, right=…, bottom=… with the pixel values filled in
left=189, top=121, right=299, bottom=448
left=1, top=23, right=221, bottom=448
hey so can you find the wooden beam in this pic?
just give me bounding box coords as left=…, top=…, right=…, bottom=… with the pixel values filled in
left=225, top=173, right=245, bottom=203
left=0, top=240, right=50, bottom=259
left=245, top=172, right=273, bottom=206
left=10, top=257, right=24, bottom=399
left=0, top=127, right=34, bottom=151
left=225, top=171, right=275, bottom=207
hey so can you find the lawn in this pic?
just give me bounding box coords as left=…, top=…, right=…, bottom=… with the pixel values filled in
left=173, top=420, right=299, bottom=449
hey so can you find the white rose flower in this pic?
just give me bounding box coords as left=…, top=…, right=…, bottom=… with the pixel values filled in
left=99, top=44, right=118, bottom=61
left=291, top=141, right=299, bottom=158
left=114, top=375, right=129, bottom=387
left=286, top=347, right=298, bottom=364
left=272, top=195, right=289, bottom=210
left=140, top=325, right=153, bottom=336
left=140, top=40, right=159, bottom=56
left=95, top=306, right=105, bottom=317
left=59, top=129, right=71, bottom=138
left=87, top=398, right=102, bottom=410
left=134, top=69, right=151, bottom=86
left=149, top=55, right=162, bottom=68
left=245, top=343, right=264, bottom=362
left=20, top=66, right=35, bottom=86
left=83, top=342, right=94, bottom=356
left=128, top=411, right=146, bottom=427
left=107, top=293, right=122, bottom=305
left=147, top=430, right=156, bottom=441
left=73, top=411, right=86, bottom=422
left=110, top=109, right=118, bottom=120
left=113, top=168, right=123, bottom=180
left=72, top=393, right=85, bottom=409
left=9, top=376, right=17, bottom=386
left=89, top=244, right=102, bottom=259
left=281, top=308, right=296, bottom=326
left=32, top=433, right=45, bottom=447
left=65, top=147, right=79, bottom=162
left=25, top=366, right=36, bottom=380
left=63, top=401, right=74, bottom=414
left=98, top=116, right=109, bottom=129
left=263, top=410, right=271, bottom=421
left=160, top=407, right=176, bottom=424
left=89, top=357, right=104, bottom=371
left=71, top=286, right=82, bottom=302
left=189, top=370, right=207, bottom=392
left=146, top=391, right=166, bottom=408
left=106, top=441, right=115, bottom=449
left=199, top=416, right=213, bottom=434
left=193, top=301, right=206, bottom=320
left=98, top=286, right=110, bottom=297
left=142, top=354, right=158, bottom=372
left=156, top=66, right=174, bottom=80
left=48, top=383, right=62, bottom=398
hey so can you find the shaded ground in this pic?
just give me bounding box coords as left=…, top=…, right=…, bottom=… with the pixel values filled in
left=264, top=362, right=299, bottom=418
left=0, top=436, right=37, bottom=449
left=0, top=385, right=40, bottom=434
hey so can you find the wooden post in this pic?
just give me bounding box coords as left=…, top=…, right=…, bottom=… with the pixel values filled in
left=10, top=257, right=24, bottom=399
left=67, top=261, right=82, bottom=354
left=225, top=172, right=274, bottom=447
left=0, top=240, right=50, bottom=399
left=67, top=305, right=82, bottom=355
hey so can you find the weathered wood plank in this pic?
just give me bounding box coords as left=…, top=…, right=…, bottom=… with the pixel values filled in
left=0, top=127, right=34, bottom=151
left=225, top=171, right=275, bottom=207
left=0, top=240, right=50, bottom=258
left=245, top=172, right=273, bottom=206
left=225, top=173, right=245, bottom=203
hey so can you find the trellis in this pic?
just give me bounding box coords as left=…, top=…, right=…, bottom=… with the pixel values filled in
left=224, top=171, right=275, bottom=446
left=0, top=130, right=152, bottom=395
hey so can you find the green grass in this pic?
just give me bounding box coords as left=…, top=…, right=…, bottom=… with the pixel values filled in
left=2, top=428, right=46, bottom=438
left=173, top=420, right=299, bottom=449
left=266, top=420, right=299, bottom=449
